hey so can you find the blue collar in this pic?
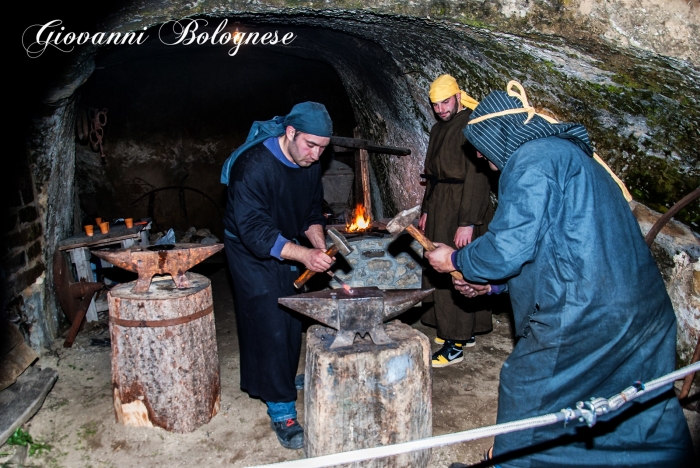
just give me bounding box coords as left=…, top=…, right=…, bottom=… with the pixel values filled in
left=264, top=137, right=299, bottom=168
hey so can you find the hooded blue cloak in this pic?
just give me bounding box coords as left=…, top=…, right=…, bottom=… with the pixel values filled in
left=455, top=89, right=694, bottom=467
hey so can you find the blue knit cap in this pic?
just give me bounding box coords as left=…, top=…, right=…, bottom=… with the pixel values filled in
left=284, top=102, right=333, bottom=137
left=220, top=101, right=333, bottom=184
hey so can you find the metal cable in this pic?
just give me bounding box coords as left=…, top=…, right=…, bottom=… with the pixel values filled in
left=247, top=361, right=700, bottom=468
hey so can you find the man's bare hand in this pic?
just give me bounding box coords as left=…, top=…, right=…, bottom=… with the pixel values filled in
left=454, top=226, right=474, bottom=248
left=305, top=224, right=326, bottom=250
left=281, top=242, right=333, bottom=272
left=303, top=248, right=333, bottom=272
left=452, top=277, right=491, bottom=298
left=418, top=212, right=427, bottom=231
left=425, top=242, right=456, bottom=273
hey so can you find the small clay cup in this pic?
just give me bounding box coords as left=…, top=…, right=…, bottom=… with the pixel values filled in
left=125, top=218, right=134, bottom=228
left=95, top=217, right=103, bottom=225
left=84, top=225, right=94, bottom=236
left=99, top=222, right=109, bottom=234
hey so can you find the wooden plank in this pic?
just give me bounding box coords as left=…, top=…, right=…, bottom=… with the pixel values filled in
left=139, top=227, right=150, bottom=246
left=0, top=321, right=39, bottom=391
left=361, top=146, right=372, bottom=217
left=332, top=147, right=355, bottom=155
left=58, top=225, right=144, bottom=251
left=0, top=366, right=58, bottom=444
left=353, top=128, right=372, bottom=217
left=58, top=232, right=141, bottom=250
left=331, top=136, right=410, bottom=156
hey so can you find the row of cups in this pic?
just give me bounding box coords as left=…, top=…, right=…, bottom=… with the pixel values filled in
left=84, top=217, right=134, bottom=236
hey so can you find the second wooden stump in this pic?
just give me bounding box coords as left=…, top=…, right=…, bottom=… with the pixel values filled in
left=108, top=273, right=220, bottom=433
left=305, top=321, right=432, bottom=467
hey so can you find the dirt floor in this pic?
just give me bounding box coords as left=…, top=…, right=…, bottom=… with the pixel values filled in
left=1, top=259, right=698, bottom=467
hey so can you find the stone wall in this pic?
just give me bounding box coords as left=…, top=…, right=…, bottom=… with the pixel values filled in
left=1, top=157, right=44, bottom=303
left=3, top=94, right=79, bottom=350
left=449, top=0, right=700, bottom=65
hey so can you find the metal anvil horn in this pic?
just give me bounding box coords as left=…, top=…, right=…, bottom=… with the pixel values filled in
left=279, top=286, right=434, bottom=349
left=92, top=243, right=223, bottom=293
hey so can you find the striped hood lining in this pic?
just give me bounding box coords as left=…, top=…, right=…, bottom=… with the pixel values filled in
left=462, top=82, right=592, bottom=171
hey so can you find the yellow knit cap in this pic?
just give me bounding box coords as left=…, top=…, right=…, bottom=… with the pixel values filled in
left=429, top=74, right=479, bottom=110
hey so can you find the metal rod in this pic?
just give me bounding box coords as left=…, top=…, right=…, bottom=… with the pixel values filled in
left=644, top=186, right=700, bottom=246
left=327, top=270, right=354, bottom=294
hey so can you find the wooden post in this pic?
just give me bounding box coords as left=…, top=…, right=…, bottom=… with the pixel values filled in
left=353, top=128, right=372, bottom=217
left=304, top=321, right=432, bottom=467
left=108, top=273, right=220, bottom=433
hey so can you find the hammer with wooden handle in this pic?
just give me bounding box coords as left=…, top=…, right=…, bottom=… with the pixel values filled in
left=293, top=227, right=354, bottom=289
left=386, top=205, right=465, bottom=280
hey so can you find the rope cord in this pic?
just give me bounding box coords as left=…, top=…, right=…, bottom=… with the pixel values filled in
left=246, top=361, right=700, bottom=468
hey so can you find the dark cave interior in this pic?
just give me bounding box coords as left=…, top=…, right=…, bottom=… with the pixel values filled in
left=74, top=21, right=358, bottom=239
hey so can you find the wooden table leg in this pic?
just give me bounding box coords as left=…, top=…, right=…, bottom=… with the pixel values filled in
left=63, top=295, right=93, bottom=348
left=68, top=247, right=98, bottom=322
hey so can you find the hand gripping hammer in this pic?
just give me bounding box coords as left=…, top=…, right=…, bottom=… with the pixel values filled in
left=386, top=205, right=465, bottom=280
left=293, top=227, right=355, bottom=290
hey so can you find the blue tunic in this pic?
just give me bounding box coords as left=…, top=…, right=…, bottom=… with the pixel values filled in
left=454, top=136, right=694, bottom=467
left=224, top=141, right=325, bottom=403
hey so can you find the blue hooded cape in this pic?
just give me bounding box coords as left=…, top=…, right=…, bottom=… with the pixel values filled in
left=455, top=90, right=694, bottom=466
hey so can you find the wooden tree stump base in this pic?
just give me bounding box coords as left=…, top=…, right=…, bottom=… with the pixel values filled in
left=304, top=321, right=432, bottom=467
left=108, top=273, right=220, bottom=433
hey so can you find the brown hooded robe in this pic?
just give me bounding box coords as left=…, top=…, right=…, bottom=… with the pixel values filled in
left=421, top=108, right=494, bottom=341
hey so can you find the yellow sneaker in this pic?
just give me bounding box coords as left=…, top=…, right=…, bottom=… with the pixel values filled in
left=431, top=341, right=464, bottom=367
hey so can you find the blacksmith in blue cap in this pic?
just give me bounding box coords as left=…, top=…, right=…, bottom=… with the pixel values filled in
left=221, top=102, right=333, bottom=449
left=426, top=82, right=694, bottom=466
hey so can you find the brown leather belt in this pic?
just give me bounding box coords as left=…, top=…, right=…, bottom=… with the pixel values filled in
left=110, top=305, right=213, bottom=328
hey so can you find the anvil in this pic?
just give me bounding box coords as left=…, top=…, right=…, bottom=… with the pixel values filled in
left=279, top=286, right=434, bottom=349
left=92, top=243, right=223, bottom=293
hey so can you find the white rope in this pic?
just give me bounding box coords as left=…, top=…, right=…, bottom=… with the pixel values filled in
left=247, top=361, right=700, bottom=468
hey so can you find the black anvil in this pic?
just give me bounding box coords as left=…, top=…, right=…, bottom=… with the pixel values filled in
left=279, top=286, right=433, bottom=349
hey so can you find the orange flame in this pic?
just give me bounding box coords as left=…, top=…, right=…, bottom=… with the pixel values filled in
left=346, top=204, right=371, bottom=232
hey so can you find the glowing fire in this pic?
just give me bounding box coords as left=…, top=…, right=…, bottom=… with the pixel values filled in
left=346, top=204, right=371, bottom=232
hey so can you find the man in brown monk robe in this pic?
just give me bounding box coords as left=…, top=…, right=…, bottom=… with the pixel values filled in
left=419, top=74, right=494, bottom=367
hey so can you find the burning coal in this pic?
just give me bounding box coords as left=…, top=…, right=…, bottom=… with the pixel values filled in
left=346, top=204, right=371, bottom=232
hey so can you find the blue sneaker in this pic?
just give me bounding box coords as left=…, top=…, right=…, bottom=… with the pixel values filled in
left=270, top=418, right=304, bottom=449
